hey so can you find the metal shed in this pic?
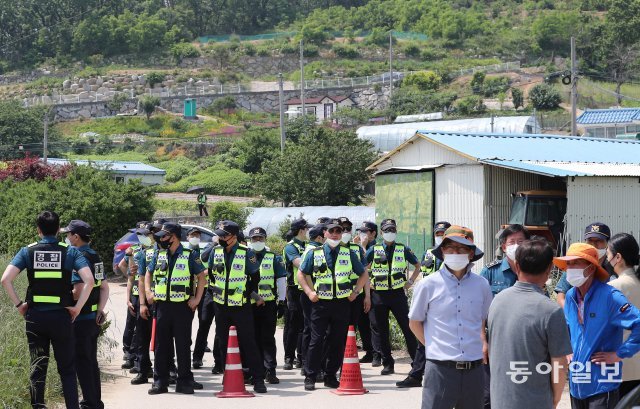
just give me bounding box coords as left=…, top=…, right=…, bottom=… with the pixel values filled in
left=367, top=131, right=640, bottom=266
left=47, top=158, right=166, bottom=186
left=357, top=115, right=540, bottom=153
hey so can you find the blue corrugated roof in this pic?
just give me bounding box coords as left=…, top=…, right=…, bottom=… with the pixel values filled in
left=46, top=158, right=166, bottom=175
left=576, top=108, right=640, bottom=125
left=417, top=131, right=640, bottom=163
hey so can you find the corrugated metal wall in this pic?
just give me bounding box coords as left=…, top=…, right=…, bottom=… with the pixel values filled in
left=482, top=166, right=542, bottom=263
left=566, top=177, right=640, bottom=245
left=435, top=164, right=485, bottom=271
left=375, top=137, right=474, bottom=172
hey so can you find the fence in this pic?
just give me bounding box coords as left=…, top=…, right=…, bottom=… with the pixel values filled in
left=23, top=61, right=521, bottom=107
left=198, top=30, right=428, bottom=44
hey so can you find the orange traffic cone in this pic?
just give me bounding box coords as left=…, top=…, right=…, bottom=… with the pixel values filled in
left=332, top=325, right=368, bottom=395
left=215, top=326, right=254, bottom=398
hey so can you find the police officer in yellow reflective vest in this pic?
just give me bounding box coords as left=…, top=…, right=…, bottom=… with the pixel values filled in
left=282, top=218, right=310, bottom=370
left=364, top=218, right=420, bottom=376
left=145, top=223, right=207, bottom=395
left=62, top=220, right=110, bottom=409
left=247, top=227, right=287, bottom=384
left=298, top=219, right=368, bottom=391
left=1, top=211, right=94, bottom=409
left=209, top=220, right=268, bottom=393
left=396, top=220, right=450, bottom=388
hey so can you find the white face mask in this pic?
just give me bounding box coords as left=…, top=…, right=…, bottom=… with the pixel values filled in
left=383, top=232, right=396, bottom=242
left=137, top=234, right=152, bottom=247
left=250, top=241, right=266, bottom=252
left=65, top=237, right=72, bottom=246
left=305, top=230, right=310, bottom=240
left=326, top=238, right=341, bottom=248
left=341, top=232, right=352, bottom=243
left=359, top=233, right=368, bottom=242
left=188, top=237, right=201, bottom=247
left=434, top=236, right=444, bottom=246
left=505, top=244, right=518, bottom=261
left=597, top=248, right=607, bottom=259
left=566, top=268, right=591, bottom=287
left=444, top=254, right=470, bottom=271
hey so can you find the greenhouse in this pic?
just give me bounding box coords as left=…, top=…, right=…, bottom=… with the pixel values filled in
left=357, top=115, right=540, bottom=152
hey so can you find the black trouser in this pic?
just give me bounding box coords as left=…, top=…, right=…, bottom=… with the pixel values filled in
left=284, top=286, right=303, bottom=363
left=350, top=292, right=365, bottom=326
left=358, top=309, right=375, bottom=353
left=253, top=300, right=278, bottom=371
left=75, top=319, right=103, bottom=409
left=620, top=380, right=640, bottom=400
left=409, top=343, right=427, bottom=380
left=123, top=294, right=138, bottom=361
left=570, top=389, right=619, bottom=409
left=153, top=301, right=195, bottom=388
left=198, top=204, right=208, bottom=216
left=193, top=289, right=221, bottom=365
left=483, top=363, right=491, bottom=409
left=135, top=304, right=153, bottom=373
left=25, top=308, right=79, bottom=409
left=371, top=288, right=417, bottom=365
left=214, top=303, right=265, bottom=380
left=299, top=291, right=313, bottom=369
left=305, top=298, right=351, bottom=379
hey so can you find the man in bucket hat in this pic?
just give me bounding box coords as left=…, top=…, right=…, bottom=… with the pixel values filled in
left=556, top=243, right=640, bottom=408
left=408, top=225, right=492, bottom=409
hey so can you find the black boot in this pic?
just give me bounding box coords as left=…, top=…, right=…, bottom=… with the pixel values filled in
left=396, top=375, right=422, bottom=388
left=359, top=352, right=373, bottom=363
left=371, top=353, right=382, bottom=367
left=283, top=358, right=293, bottom=370
left=381, top=363, right=395, bottom=375
left=131, top=373, right=149, bottom=385
left=266, top=369, right=280, bottom=384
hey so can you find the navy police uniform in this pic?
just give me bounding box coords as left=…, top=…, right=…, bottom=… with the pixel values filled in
left=10, top=235, right=89, bottom=409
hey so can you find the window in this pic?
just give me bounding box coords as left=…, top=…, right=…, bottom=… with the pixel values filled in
left=115, top=176, right=125, bottom=183
left=592, top=128, right=605, bottom=138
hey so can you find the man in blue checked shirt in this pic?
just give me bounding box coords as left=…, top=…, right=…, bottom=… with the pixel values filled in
left=554, top=243, right=640, bottom=409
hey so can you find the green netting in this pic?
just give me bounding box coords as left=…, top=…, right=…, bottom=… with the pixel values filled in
left=198, top=30, right=427, bottom=43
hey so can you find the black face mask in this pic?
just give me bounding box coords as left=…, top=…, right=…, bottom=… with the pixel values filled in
left=218, top=238, right=228, bottom=247
left=159, top=238, right=171, bottom=250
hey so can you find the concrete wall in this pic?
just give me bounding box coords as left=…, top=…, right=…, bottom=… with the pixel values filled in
left=52, top=85, right=391, bottom=121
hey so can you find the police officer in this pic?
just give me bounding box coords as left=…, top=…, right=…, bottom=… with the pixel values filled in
left=146, top=223, right=207, bottom=395
left=298, top=219, right=368, bottom=391
left=248, top=227, right=287, bottom=384
left=282, top=218, right=309, bottom=370
left=355, top=221, right=382, bottom=366
left=195, top=242, right=223, bottom=374
left=131, top=220, right=166, bottom=385
left=118, top=222, right=147, bottom=370
left=299, top=223, right=327, bottom=376
left=365, top=218, right=420, bottom=375
left=339, top=217, right=371, bottom=355
left=396, top=220, right=451, bottom=388
left=209, top=220, right=268, bottom=393
left=1, top=211, right=94, bottom=409
left=63, top=220, right=109, bottom=409
left=479, top=223, right=530, bottom=409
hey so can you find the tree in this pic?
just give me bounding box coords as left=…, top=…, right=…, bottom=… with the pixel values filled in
left=402, top=71, right=442, bottom=92
left=209, top=201, right=252, bottom=230
left=170, top=42, right=201, bottom=63
left=470, top=72, right=486, bottom=95
left=605, top=43, right=640, bottom=106
left=456, top=96, right=486, bottom=116
left=528, top=84, right=561, bottom=110
left=0, top=102, right=60, bottom=160
left=511, top=88, right=524, bottom=110
left=139, top=96, right=161, bottom=119
left=210, top=96, right=237, bottom=114
left=228, top=128, right=281, bottom=174
left=259, top=127, right=376, bottom=206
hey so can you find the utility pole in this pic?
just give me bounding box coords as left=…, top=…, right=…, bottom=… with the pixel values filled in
left=571, top=36, right=578, bottom=136
left=278, top=73, right=286, bottom=152
left=300, top=39, right=305, bottom=119
left=490, top=114, right=495, bottom=133
left=389, top=32, right=393, bottom=98
left=43, top=106, right=54, bottom=163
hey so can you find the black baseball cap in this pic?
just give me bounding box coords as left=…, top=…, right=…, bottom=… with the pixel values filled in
left=380, top=218, right=397, bottom=232
left=357, top=221, right=378, bottom=232
left=317, top=217, right=331, bottom=224
left=434, top=221, right=452, bottom=234
left=584, top=222, right=611, bottom=241
left=215, top=220, right=240, bottom=237
left=290, top=218, right=311, bottom=230
left=325, top=218, right=343, bottom=231
left=249, top=227, right=267, bottom=238
left=187, top=227, right=201, bottom=235
left=129, top=221, right=150, bottom=235
left=60, top=220, right=92, bottom=236
left=338, top=217, right=353, bottom=229
left=154, top=222, right=181, bottom=239
left=151, top=218, right=168, bottom=233
left=308, top=224, right=327, bottom=239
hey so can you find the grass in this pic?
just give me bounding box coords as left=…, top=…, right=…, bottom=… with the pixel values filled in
left=0, top=255, right=62, bottom=408
left=576, top=78, right=640, bottom=108
left=66, top=151, right=150, bottom=162
left=153, top=198, right=197, bottom=213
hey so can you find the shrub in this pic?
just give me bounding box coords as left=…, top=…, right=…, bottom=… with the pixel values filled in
left=402, top=71, right=441, bottom=92
left=512, top=88, right=524, bottom=110
left=482, top=76, right=510, bottom=97
left=528, top=83, right=561, bottom=110
left=139, top=96, right=161, bottom=119
left=242, top=43, right=256, bottom=56
left=279, top=42, right=297, bottom=54
left=146, top=72, right=166, bottom=88
left=332, top=44, right=359, bottom=59
left=159, top=164, right=253, bottom=196
left=170, top=42, right=201, bottom=63
left=470, top=71, right=486, bottom=94
left=456, top=95, right=487, bottom=115
left=208, top=201, right=252, bottom=229
left=303, top=44, right=319, bottom=57
left=403, top=43, right=421, bottom=57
